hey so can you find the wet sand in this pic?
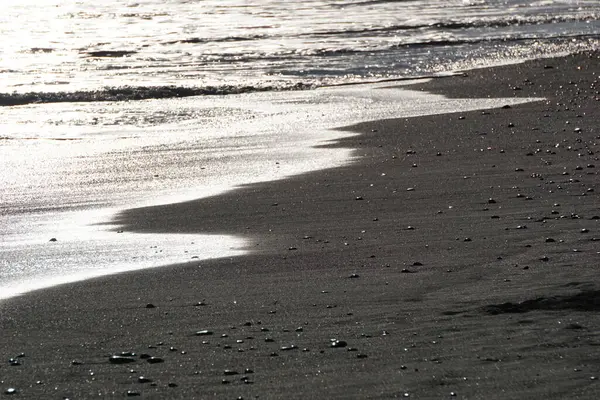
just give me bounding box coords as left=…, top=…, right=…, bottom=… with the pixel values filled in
left=1, top=51, right=599, bottom=399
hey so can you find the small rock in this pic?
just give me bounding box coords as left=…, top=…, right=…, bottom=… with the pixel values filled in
left=146, top=357, right=164, bottom=364
left=126, top=390, right=141, bottom=397
left=195, top=330, right=213, bottom=336
left=109, top=355, right=136, bottom=364
left=330, top=339, right=348, bottom=348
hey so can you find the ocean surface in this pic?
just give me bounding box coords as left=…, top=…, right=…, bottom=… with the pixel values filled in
left=1, top=0, right=599, bottom=300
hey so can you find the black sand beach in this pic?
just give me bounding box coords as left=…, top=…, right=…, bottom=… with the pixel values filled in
left=1, top=51, right=599, bottom=399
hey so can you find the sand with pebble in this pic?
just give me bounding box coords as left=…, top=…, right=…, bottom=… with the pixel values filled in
left=1, top=51, right=599, bottom=399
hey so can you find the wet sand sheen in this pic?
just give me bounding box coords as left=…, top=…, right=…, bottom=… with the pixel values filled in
left=1, top=51, right=599, bottom=399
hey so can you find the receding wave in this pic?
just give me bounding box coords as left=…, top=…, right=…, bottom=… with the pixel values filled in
left=164, top=34, right=268, bottom=45
left=0, top=83, right=314, bottom=107
left=83, top=50, right=138, bottom=58
left=396, top=33, right=600, bottom=49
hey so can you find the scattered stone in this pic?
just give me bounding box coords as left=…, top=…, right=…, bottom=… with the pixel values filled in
left=349, top=273, right=360, bottom=279
left=109, top=355, right=136, bottom=364
left=126, top=390, right=141, bottom=397
left=224, top=370, right=239, bottom=376
left=195, top=330, right=213, bottom=336
left=138, top=376, right=152, bottom=383
left=145, top=303, right=156, bottom=309
left=545, top=238, right=556, bottom=243
left=330, top=339, right=348, bottom=348
left=146, top=357, right=164, bottom=364
left=4, top=388, right=17, bottom=395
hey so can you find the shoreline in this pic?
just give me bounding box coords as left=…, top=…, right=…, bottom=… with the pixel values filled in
left=1, top=51, right=599, bottom=399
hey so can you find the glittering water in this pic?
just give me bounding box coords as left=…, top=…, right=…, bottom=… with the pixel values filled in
left=0, top=0, right=598, bottom=299
left=1, top=0, right=598, bottom=98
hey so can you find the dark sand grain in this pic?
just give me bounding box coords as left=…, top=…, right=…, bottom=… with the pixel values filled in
left=1, top=52, right=599, bottom=399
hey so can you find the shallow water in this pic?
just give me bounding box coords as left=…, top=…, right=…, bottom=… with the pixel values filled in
left=0, top=82, right=540, bottom=299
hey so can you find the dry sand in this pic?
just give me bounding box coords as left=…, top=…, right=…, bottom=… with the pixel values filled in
left=1, top=51, right=599, bottom=399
